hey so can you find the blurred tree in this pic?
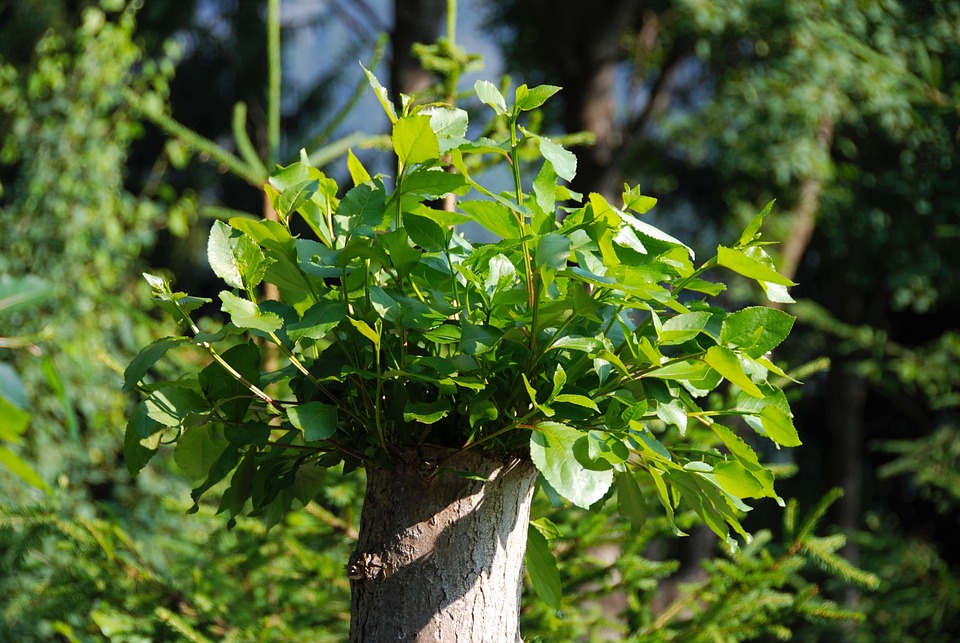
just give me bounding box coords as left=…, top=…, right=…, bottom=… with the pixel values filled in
left=493, top=0, right=960, bottom=636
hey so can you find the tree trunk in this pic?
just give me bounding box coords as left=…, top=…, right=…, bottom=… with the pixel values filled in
left=348, top=448, right=538, bottom=642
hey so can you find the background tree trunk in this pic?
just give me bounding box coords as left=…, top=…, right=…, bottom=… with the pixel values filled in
left=348, top=448, right=538, bottom=642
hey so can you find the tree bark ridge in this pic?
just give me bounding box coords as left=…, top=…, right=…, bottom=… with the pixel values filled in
left=349, top=448, right=537, bottom=642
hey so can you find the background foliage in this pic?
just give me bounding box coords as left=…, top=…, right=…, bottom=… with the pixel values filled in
left=1, top=0, right=957, bottom=640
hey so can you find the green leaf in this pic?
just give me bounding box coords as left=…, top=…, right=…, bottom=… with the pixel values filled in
left=175, top=425, right=229, bottom=480
left=347, top=149, right=371, bottom=185
left=536, top=233, right=571, bottom=271
left=516, top=84, right=561, bottom=111
left=123, top=336, right=188, bottom=392
left=381, top=229, right=421, bottom=278
left=720, top=306, right=795, bottom=358
left=338, top=180, right=387, bottom=235
left=738, top=199, right=775, bottom=246
left=423, top=106, right=469, bottom=151
left=548, top=335, right=602, bottom=354
left=469, top=399, right=498, bottom=429
left=199, top=343, right=261, bottom=426
left=704, top=345, right=764, bottom=398
left=400, top=167, right=469, bottom=198
left=659, top=311, right=712, bottom=346
left=717, top=246, right=796, bottom=287
left=208, top=221, right=273, bottom=290
left=276, top=179, right=319, bottom=220
left=458, top=200, right=521, bottom=239
left=0, top=396, right=30, bottom=442
left=124, top=403, right=160, bottom=475
left=530, top=421, right=614, bottom=509
left=553, top=394, right=599, bottom=412
left=622, top=184, right=658, bottom=215
left=655, top=397, right=688, bottom=435
left=219, top=291, right=283, bottom=333
left=393, top=115, right=440, bottom=166
left=403, top=211, right=447, bottom=252
left=459, top=323, right=501, bottom=355
left=348, top=318, right=380, bottom=350
left=0, top=274, right=54, bottom=314
left=523, top=128, right=577, bottom=182
left=403, top=400, right=450, bottom=425
left=287, top=301, right=348, bottom=341
left=474, top=80, right=508, bottom=115
left=532, top=160, right=559, bottom=220
left=361, top=63, right=397, bottom=123
left=145, top=385, right=206, bottom=428
left=288, top=402, right=338, bottom=441
left=0, top=445, right=51, bottom=494
left=759, top=404, right=802, bottom=447
left=617, top=471, right=648, bottom=531
left=525, top=527, right=562, bottom=609
left=713, top=461, right=767, bottom=498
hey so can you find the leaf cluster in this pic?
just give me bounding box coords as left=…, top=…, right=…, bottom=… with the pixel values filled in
left=126, top=72, right=800, bottom=553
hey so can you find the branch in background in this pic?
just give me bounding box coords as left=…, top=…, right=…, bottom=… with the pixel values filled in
left=130, top=90, right=266, bottom=187
left=778, top=114, right=835, bottom=282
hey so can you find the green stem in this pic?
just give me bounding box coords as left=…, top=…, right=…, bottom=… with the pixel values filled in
left=267, top=0, right=282, bottom=168
left=129, top=90, right=264, bottom=187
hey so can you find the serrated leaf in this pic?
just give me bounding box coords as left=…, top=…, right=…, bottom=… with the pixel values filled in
left=208, top=221, right=274, bottom=290
left=474, top=80, right=507, bottom=115
left=348, top=318, right=381, bottom=349
left=458, top=200, right=521, bottom=239
left=403, top=211, right=447, bottom=252
left=655, top=398, right=688, bottom=435
left=659, top=311, right=712, bottom=346
left=219, top=291, right=283, bottom=333
left=617, top=471, right=648, bottom=531
left=717, top=246, right=795, bottom=287
left=338, top=180, right=387, bottom=235
left=525, top=527, right=562, bottom=609
left=123, top=336, right=188, bottom=392
left=361, top=63, right=397, bottom=123
left=393, top=115, right=440, bottom=166
left=523, top=129, right=576, bottom=182
left=759, top=404, right=802, bottom=447
left=288, top=402, right=338, bottom=441
left=276, top=179, right=319, bottom=220
left=720, top=306, right=795, bottom=358
left=713, top=460, right=767, bottom=498
left=704, top=345, right=764, bottom=398
left=530, top=421, right=613, bottom=509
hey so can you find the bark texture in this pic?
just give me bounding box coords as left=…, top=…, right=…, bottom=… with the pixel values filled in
left=348, top=448, right=538, bottom=642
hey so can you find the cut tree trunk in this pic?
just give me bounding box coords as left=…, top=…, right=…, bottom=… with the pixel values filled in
left=348, top=448, right=538, bottom=642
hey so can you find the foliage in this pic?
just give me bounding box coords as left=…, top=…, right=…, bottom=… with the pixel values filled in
left=126, top=63, right=806, bottom=616
left=0, top=499, right=357, bottom=641
left=0, top=1, right=186, bottom=506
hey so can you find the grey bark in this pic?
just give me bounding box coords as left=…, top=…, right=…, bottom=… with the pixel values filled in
left=348, top=448, right=538, bottom=642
